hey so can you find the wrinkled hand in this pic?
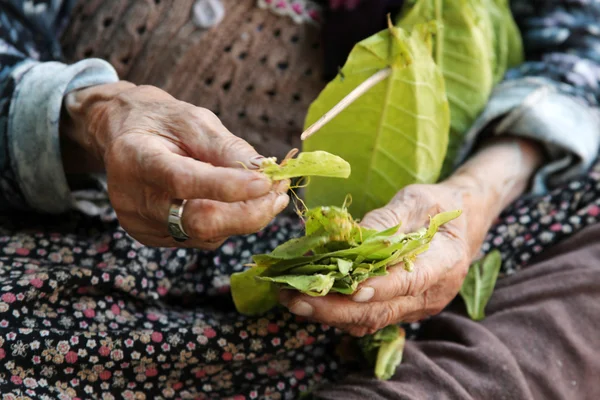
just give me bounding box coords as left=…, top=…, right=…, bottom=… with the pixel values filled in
left=280, top=182, right=489, bottom=337
left=64, top=82, right=289, bottom=249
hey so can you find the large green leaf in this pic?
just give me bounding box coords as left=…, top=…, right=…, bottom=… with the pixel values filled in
left=484, top=0, right=525, bottom=83
left=303, top=23, right=450, bottom=218
left=459, top=250, right=502, bottom=321
left=497, top=0, right=524, bottom=69
left=398, top=0, right=495, bottom=176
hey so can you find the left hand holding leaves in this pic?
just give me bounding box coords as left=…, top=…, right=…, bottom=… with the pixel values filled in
left=279, top=182, right=489, bottom=337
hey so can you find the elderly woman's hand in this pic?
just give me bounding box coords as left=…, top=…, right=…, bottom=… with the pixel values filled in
left=62, top=82, right=289, bottom=249
left=280, top=182, right=480, bottom=337
left=279, top=138, right=543, bottom=336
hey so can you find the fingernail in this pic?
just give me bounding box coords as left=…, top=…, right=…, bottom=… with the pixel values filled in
left=247, top=178, right=272, bottom=197
left=273, top=194, right=289, bottom=213
left=352, top=287, right=375, bottom=303
left=249, top=155, right=266, bottom=169
left=289, top=301, right=314, bottom=317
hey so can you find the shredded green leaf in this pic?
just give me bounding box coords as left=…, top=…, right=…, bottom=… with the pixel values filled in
left=230, top=205, right=461, bottom=315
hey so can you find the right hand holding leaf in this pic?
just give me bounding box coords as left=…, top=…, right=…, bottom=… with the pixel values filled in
left=64, top=82, right=290, bottom=249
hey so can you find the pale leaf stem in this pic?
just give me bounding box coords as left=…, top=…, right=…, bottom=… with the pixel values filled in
left=300, top=67, right=392, bottom=141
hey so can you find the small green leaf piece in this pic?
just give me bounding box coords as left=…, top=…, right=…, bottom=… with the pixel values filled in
left=259, top=274, right=336, bottom=297
left=358, top=325, right=406, bottom=380
left=261, top=151, right=351, bottom=181
left=459, top=250, right=502, bottom=321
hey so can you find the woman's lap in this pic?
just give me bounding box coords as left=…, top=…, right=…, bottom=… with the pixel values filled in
left=315, top=223, right=600, bottom=400
left=0, top=195, right=599, bottom=398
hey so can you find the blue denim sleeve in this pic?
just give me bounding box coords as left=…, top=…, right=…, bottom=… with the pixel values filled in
left=459, top=0, right=600, bottom=194
left=0, top=0, right=118, bottom=213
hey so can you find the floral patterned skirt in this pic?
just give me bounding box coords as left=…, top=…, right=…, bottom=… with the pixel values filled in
left=1, top=159, right=600, bottom=400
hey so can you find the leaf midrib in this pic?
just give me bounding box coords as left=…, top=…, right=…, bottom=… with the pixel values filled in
left=363, top=64, right=397, bottom=213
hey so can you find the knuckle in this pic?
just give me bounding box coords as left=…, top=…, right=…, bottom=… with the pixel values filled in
left=135, top=85, right=170, bottom=98
left=326, top=305, right=359, bottom=327
left=387, top=268, right=410, bottom=297
left=187, top=202, right=221, bottom=241
left=197, top=238, right=226, bottom=251
left=362, top=207, right=401, bottom=229
left=168, top=168, right=194, bottom=198
left=105, top=136, right=133, bottom=170
left=421, top=290, right=444, bottom=317
left=405, top=268, right=431, bottom=297
left=187, top=107, right=222, bottom=133
left=379, top=302, right=400, bottom=327
left=348, top=326, right=369, bottom=338
left=358, top=303, right=395, bottom=331
left=393, top=184, right=426, bottom=206
left=219, top=135, right=253, bottom=156
left=241, top=199, right=276, bottom=230
left=191, top=106, right=218, bottom=121
left=140, top=188, right=165, bottom=222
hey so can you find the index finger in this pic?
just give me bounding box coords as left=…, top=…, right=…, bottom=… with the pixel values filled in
left=141, top=151, right=274, bottom=202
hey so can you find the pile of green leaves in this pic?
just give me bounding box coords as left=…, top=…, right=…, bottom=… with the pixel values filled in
left=231, top=148, right=501, bottom=380
left=231, top=205, right=461, bottom=315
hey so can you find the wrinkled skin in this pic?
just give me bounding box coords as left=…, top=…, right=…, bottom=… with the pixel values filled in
left=280, top=138, right=543, bottom=336
left=280, top=183, right=476, bottom=337
left=63, top=82, right=289, bottom=249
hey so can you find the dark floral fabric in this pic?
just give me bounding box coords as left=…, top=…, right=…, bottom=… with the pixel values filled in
left=0, top=0, right=599, bottom=399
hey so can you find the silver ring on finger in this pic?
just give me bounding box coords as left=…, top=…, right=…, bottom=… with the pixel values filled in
left=167, top=199, right=190, bottom=242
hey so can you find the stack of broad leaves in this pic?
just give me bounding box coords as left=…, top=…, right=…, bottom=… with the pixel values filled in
left=303, top=21, right=450, bottom=218
left=231, top=205, right=461, bottom=316
left=398, top=0, right=524, bottom=176
left=302, top=0, right=524, bottom=217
